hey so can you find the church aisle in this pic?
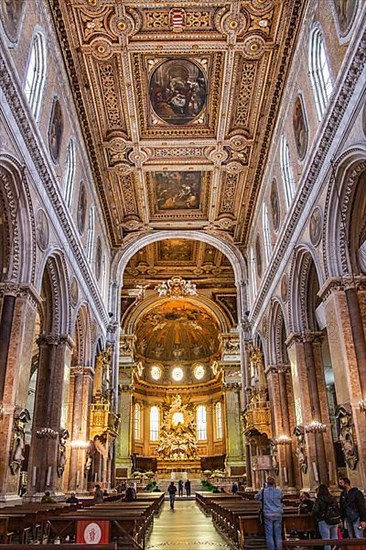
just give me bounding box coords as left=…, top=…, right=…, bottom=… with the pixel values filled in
left=147, top=500, right=233, bottom=549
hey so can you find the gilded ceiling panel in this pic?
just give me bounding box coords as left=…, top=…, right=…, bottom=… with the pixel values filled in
left=146, top=171, right=211, bottom=220
left=50, top=0, right=306, bottom=247
left=133, top=52, right=223, bottom=139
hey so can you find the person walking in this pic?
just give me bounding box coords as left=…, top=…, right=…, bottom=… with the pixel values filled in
left=312, top=484, right=340, bottom=550
left=185, top=479, right=191, bottom=497
left=178, top=479, right=184, bottom=496
left=168, top=481, right=177, bottom=510
left=231, top=481, right=239, bottom=495
left=255, top=477, right=283, bottom=550
left=339, top=476, right=366, bottom=538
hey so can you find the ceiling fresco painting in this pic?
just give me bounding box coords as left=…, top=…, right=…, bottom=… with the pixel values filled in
left=157, top=240, right=194, bottom=263
left=51, top=0, right=304, bottom=246
left=147, top=171, right=211, bottom=220
left=155, top=171, right=201, bottom=210
left=135, top=299, right=220, bottom=363
left=149, top=59, right=207, bottom=126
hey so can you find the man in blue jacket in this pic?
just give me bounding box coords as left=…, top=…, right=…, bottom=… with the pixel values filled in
left=255, top=476, right=283, bottom=550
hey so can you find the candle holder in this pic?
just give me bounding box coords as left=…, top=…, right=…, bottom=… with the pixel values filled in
left=274, top=434, right=292, bottom=445
left=36, top=427, right=58, bottom=439
left=305, top=421, right=326, bottom=434
left=359, top=399, right=366, bottom=413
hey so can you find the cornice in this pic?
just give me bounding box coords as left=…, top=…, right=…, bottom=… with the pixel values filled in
left=251, top=29, right=366, bottom=321
left=0, top=47, right=109, bottom=329
left=318, top=275, right=366, bottom=302
left=48, top=0, right=118, bottom=247
left=237, top=0, right=305, bottom=241
left=0, top=282, right=41, bottom=310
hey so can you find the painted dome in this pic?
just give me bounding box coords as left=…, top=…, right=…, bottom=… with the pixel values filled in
left=135, top=299, right=220, bottom=362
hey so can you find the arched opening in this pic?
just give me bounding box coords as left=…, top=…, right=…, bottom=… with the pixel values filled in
left=116, top=237, right=245, bottom=484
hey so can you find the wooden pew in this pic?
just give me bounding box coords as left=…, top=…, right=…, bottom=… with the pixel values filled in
left=0, top=545, right=116, bottom=549
left=283, top=539, right=366, bottom=549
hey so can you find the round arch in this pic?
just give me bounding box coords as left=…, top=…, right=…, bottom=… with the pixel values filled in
left=268, top=299, right=289, bottom=365
left=37, top=251, right=71, bottom=335
left=72, top=302, right=93, bottom=366
left=0, top=154, right=36, bottom=284
left=323, top=147, right=366, bottom=278
left=288, top=245, right=325, bottom=334
left=111, top=230, right=247, bottom=287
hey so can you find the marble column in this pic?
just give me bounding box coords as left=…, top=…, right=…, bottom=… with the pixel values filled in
left=27, top=334, right=73, bottom=496
left=66, top=365, right=93, bottom=494
left=267, top=364, right=296, bottom=490
left=320, top=277, right=366, bottom=487
left=286, top=332, right=335, bottom=490
left=0, top=283, right=40, bottom=503
left=224, top=381, right=245, bottom=475
left=116, top=381, right=132, bottom=476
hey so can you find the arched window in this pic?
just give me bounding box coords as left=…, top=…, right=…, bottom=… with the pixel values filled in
left=280, top=135, right=295, bottom=209
left=309, top=27, right=333, bottom=120
left=63, top=138, right=76, bottom=207
left=24, top=32, right=47, bottom=121
left=196, top=405, right=207, bottom=440
left=150, top=406, right=160, bottom=441
left=86, top=206, right=95, bottom=262
left=215, top=402, right=223, bottom=440
left=262, top=203, right=272, bottom=264
left=134, top=403, right=141, bottom=440
left=250, top=246, right=257, bottom=300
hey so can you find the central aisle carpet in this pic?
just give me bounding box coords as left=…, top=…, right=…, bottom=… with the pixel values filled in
left=147, top=500, right=233, bottom=549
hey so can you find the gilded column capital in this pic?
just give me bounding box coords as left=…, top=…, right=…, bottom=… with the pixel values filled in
left=70, top=365, right=94, bottom=376
left=223, top=381, right=242, bottom=392
left=267, top=363, right=290, bottom=374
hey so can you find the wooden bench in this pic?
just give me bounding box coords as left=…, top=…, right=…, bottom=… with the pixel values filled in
left=0, top=545, right=116, bottom=549
left=283, top=539, right=366, bottom=549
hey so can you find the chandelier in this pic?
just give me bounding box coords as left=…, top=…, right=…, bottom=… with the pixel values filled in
left=305, top=421, right=326, bottom=434
left=36, top=427, right=58, bottom=439
left=274, top=434, right=292, bottom=445
left=155, top=276, right=197, bottom=298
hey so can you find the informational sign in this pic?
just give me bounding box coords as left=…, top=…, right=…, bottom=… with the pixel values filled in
left=76, top=520, right=110, bottom=544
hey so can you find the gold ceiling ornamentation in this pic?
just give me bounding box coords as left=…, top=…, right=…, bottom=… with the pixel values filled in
left=50, top=0, right=305, bottom=246
left=155, top=276, right=197, bottom=298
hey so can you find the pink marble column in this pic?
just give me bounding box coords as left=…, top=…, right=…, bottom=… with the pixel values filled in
left=0, top=284, right=39, bottom=502
left=27, top=334, right=73, bottom=496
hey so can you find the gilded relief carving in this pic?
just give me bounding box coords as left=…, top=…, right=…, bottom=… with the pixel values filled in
left=52, top=0, right=305, bottom=245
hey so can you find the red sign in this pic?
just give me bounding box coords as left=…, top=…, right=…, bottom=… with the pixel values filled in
left=76, top=520, right=110, bottom=544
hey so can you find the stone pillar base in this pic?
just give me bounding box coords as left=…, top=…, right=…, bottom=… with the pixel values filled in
left=0, top=493, right=22, bottom=504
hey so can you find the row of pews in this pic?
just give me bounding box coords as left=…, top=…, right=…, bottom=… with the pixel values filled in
left=196, top=492, right=366, bottom=549
left=0, top=492, right=164, bottom=548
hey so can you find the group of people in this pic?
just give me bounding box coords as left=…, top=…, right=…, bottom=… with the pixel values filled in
left=168, top=479, right=191, bottom=510
left=256, top=476, right=366, bottom=550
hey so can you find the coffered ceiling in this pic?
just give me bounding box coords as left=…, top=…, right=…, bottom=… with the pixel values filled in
left=50, top=0, right=305, bottom=254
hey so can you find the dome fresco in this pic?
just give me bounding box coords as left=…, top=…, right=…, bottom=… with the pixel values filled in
left=135, top=299, right=220, bottom=362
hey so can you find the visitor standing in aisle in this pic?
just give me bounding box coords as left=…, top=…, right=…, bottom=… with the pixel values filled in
left=339, top=476, right=366, bottom=538
left=312, top=484, right=340, bottom=550
left=178, top=479, right=184, bottom=496
left=255, top=477, right=283, bottom=550
left=185, top=479, right=191, bottom=496
left=168, top=481, right=177, bottom=510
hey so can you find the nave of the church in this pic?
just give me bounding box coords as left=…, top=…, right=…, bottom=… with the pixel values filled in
left=0, top=0, right=366, bottom=547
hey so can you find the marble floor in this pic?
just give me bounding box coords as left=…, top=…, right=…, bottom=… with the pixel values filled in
left=146, top=500, right=233, bottom=549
